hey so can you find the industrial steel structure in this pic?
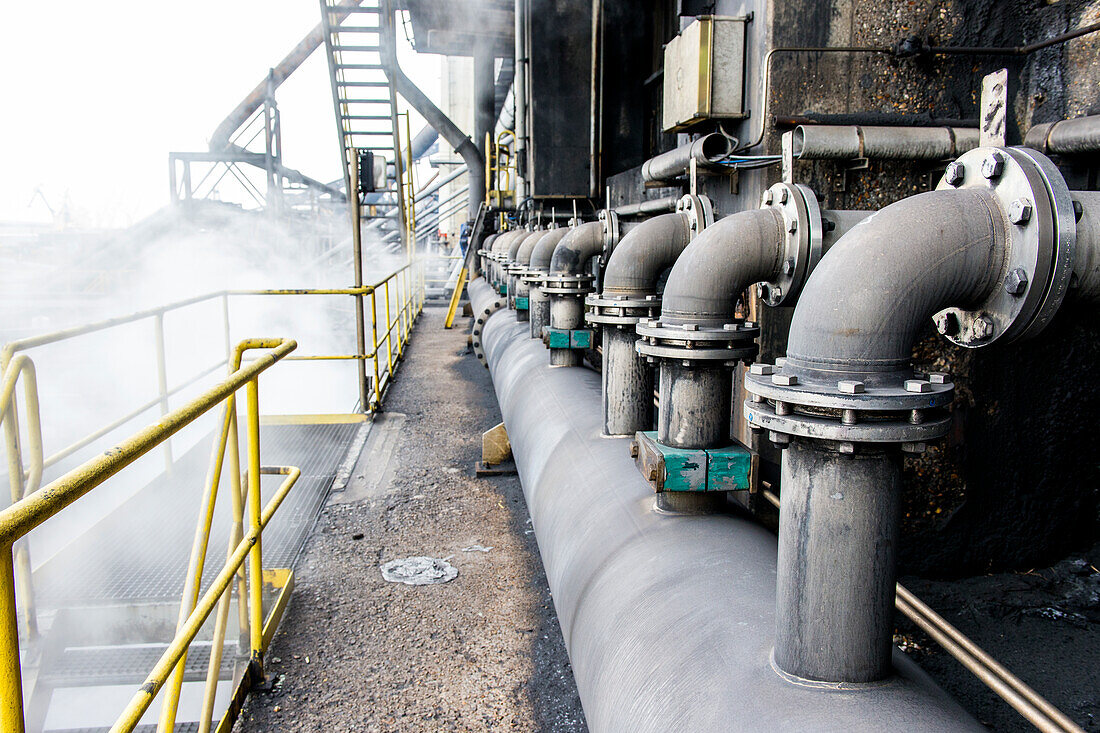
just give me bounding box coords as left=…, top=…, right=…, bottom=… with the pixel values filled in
left=2, top=0, right=1100, bottom=731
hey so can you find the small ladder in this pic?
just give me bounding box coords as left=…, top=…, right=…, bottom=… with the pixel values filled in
left=319, top=0, right=406, bottom=236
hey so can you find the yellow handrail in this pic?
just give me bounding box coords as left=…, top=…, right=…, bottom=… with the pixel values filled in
left=0, top=338, right=296, bottom=733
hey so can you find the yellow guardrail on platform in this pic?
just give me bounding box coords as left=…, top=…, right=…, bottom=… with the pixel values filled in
left=0, top=338, right=298, bottom=733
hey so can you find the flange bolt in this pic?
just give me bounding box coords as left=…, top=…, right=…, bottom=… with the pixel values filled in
left=783, top=258, right=795, bottom=275
left=1008, top=198, right=1032, bottom=225
left=973, top=315, right=995, bottom=341
left=1003, top=268, right=1028, bottom=296
left=904, top=379, right=931, bottom=393
left=934, top=311, right=959, bottom=336
left=944, top=162, right=965, bottom=187
left=749, top=363, right=774, bottom=376
left=838, top=380, right=865, bottom=394
left=981, top=151, right=1005, bottom=180
left=761, top=190, right=774, bottom=206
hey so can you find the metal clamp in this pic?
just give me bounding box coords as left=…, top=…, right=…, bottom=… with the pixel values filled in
left=631, top=430, right=757, bottom=493
left=934, top=146, right=1077, bottom=347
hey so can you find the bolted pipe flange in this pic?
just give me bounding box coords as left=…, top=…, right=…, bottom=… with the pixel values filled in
left=471, top=294, right=508, bottom=367
left=541, top=272, right=596, bottom=296
left=756, top=183, right=824, bottom=308
left=635, top=319, right=760, bottom=364
left=676, top=194, right=715, bottom=239
left=585, top=293, right=661, bottom=328
left=743, top=363, right=955, bottom=448
left=599, top=209, right=621, bottom=263
left=934, top=146, right=1077, bottom=347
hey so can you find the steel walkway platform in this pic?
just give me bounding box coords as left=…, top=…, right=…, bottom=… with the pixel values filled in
left=34, top=420, right=364, bottom=607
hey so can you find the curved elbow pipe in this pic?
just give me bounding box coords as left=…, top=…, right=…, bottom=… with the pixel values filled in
left=786, top=188, right=1004, bottom=381
left=510, top=230, right=543, bottom=263
left=550, top=221, right=605, bottom=275
left=660, top=208, right=786, bottom=327
left=601, top=213, right=693, bottom=296
left=530, top=227, right=571, bottom=271
left=523, top=228, right=568, bottom=267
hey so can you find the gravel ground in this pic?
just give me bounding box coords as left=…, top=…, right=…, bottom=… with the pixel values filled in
left=234, top=305, right=587, bottom=732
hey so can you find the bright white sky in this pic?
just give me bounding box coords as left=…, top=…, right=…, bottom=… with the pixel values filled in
left=0, top=1, right=440, bottom=228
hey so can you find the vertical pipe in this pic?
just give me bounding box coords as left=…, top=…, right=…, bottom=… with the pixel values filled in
left=514, top=0, right=527, bottom=199
left=153, top=313, right=173, bottom=473
left=529, top=284, right=549, bottom=339
left=548, top=296, right=584, bottom=366
left=474, top=46, right=495, bottom=172
left=656, top=363, right=730, bottom=448
left=602, top=327, right=651, bottom=435
left=349, top=150, right=370, bottom=413
left=775, top=441, right=901, bottom=683
left=245, top=379, right=264, bottom=679
left=0, top=545, right=25, bottom=733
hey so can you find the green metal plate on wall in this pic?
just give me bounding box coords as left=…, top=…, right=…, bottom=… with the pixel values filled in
left=570, top=329, right=593, bottom=349
left=515, top=297, right=529, bottom=310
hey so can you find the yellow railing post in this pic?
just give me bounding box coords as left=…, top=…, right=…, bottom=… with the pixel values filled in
left=383, top=280, right=394, bottom=374
left=245, top=377, right=264, bottom=680
left=153, top=313, right=173, bottom=474
left=0, top=544, right=24, bottom=733
left=370, top=290, right=381, bottom=409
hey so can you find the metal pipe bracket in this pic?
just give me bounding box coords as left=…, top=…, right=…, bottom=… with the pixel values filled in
left=630, top=430, right=757, bottom=492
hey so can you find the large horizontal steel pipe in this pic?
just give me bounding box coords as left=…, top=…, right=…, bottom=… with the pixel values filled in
left=471, top=289, right=980, bottom=732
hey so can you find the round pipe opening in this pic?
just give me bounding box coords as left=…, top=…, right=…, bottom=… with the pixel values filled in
left=700, top=133, right=733, bottom=162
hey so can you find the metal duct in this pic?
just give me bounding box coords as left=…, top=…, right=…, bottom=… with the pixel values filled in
left=468, top=280, right=980, bottom=733
left=1025, top=114, right=1100, bottom=155
left=641, top=134, right=733, bottom=183
left=792, top=125, right=979, bottom=160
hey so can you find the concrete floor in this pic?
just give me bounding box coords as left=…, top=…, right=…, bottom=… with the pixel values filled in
left=234, top=305, right=587, bottom=732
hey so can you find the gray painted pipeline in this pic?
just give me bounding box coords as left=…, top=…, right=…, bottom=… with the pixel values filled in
left=470, top=284, right=980, bottom=733
left=601, top=212, right=692, bottom=295
left=599, top=213, right=692, bottom=436
left=550, top=221, right=605, bottom=274
left=613, top=196, right=679, bottom=217
left=786, top=188, right=1003, bottom=382
left=659, top=208, right=785, bottom=327
left=641, top=133, right=733, bottom=183
left=792, top=125, right=979, bottom=160
left=1025, top=114, right=1100, bottom=155
left=530, top=226, right=571, bottom=271
left=519, top=228, right=563, bottom=267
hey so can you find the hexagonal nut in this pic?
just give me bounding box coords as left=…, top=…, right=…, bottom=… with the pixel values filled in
left=768, top=431, right=791, bottom=446
left=944, top=161, right=965, bottom=187
left=761, top=190, right=774, bottom=206
left=749, top=363, right=775, bottom=376
left=629, top=441, right=639, bottom=458
left=723, top=323, right=740, bottom=331
left=972, top=315, right=995, bottom=341
left=1003, top=267, right=1028, bottom=296
left=1008, top=198, right=1033, bottom=225
left=904, top=379, right=931, bottom=393
left=682, top=323, right=699, bottom=331
left=775, top=357, right=788, bottom=367
left=838, top=442, right=856, bottom=455
left=838, top=380, right=865, bottom=394
left=901, top=442, right=927, bottom=454
left=772, top=374, right=799, bottom=386
left=778, top=187, right=790, bottom=204
left=928, top=372, right=950, bottom=384
left=981, top=151, right=1005, bottom=179
left=783, top=258, right=795, bottom=276
left=787, top=219, right=798, bottom=234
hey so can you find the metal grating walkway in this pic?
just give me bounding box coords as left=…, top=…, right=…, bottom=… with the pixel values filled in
left=34, top=421, right=363, bottom=607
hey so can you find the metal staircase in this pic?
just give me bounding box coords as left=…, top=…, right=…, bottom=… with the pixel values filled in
left=319, top=0, right=407, bottom=239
